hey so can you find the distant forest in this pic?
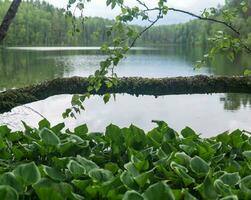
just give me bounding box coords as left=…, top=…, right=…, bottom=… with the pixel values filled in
left=0, top=0, right=250, bottom=47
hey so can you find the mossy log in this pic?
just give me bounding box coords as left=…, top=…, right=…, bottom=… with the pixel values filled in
left=1, top=75, right=251, bottom=114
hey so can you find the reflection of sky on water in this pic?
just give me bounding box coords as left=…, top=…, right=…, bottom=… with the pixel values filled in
left=1, top=94, right=251, bottom=137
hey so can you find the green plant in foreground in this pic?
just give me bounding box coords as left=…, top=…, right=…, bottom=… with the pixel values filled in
left=0, top=119, right=251, bottom=199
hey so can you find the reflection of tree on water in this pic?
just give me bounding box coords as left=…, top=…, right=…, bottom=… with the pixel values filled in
left=0, top=49, right=66, bottom=90
left=220, top=93, right=251, bottom=111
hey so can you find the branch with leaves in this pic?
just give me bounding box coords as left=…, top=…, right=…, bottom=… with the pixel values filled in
left=63, top=0, right=251, bottom=117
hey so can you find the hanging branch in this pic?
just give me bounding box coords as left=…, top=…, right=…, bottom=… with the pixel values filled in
left=135, top=0, right=251, bottom=53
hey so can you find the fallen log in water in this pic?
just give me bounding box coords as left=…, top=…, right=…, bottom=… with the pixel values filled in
left=1, top=75, right=251, bottom=113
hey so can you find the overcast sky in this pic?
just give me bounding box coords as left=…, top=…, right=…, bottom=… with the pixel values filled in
left=45, top=0, right=225, bottom=25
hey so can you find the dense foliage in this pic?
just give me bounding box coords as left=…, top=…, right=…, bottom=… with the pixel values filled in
left=0, top=0, right=114, bottom=46
left=0, top=120, right=251, bottom=199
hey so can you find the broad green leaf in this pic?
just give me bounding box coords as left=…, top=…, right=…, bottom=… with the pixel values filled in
left=39, top=128, right=60, bottom=146
left=67, top=160, right=86, bottom=177
left=179, top=144, right=196, bottom=155
left=243, top=151, right=251, bottom=160
left=174, top=152, right=191, bottom=166
left=239, top=175, right=251, bottom=198
left=195, top=174, right=218, bottom=200
left=51, top=123, right=65, bottom=133
left=74, top=124, right=88, bottom=138
left=196, top=142, right=216, bottom=161
left=143, top=182, right=175, bottom=200
left=33, top=178, right=73, bottom=200
left=220, top=195, right=238, bottom=200
left=147, top=128, right=163, bottom=146
left=171, top=163, right=195, bottom=186
left=123, top=125, right=147, bottom=150
left=219, top=172, right=240, bottom=186
left=0, top=186, right=18, bottom=200
left=72, top=179, right=92, bottom=191
left=120, top=171, right=138, bottom=190
left=38, top=118, right=51, bottom=129
left=89, top=168, right=114, bottom=182
left=0, top=173, right=23, bottom=193
left=42, top=166, right=65, bottom=182
left=190, top=156, right=209, bottom=176
left=181, top=127, right=198, bottom=139
left=104, top=162, right=119, bottom=174
left=229, top=130, right=244, bottom=148
left=183, top=189, right=198, bottom=200
left=124, top=162, right=140, bottom=177
left=76, top=155, right=99, bottom=173
left=134, top=169, right=153, bottom=188
left=0, top=126, right=11, bottom=139
left=105, top=124, right=125, bottom=154
left=214, top=179, right=233, bottom=196
left=131, top=155, right=149, bottom=172
left=13, top=162, right=41, bottom=186
left=123, top=191, right=144, bottom=200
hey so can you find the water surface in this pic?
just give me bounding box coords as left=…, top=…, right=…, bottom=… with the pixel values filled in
left=0, top=46, right=251, bottom=136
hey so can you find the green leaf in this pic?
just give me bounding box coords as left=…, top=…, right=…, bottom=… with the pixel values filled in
left=181, top=127, right=198, bottom=139
left=240, top=175, right=251, bottom=198
left=76, top=155, right=99, bottom=173
left=174, top=152, right=191, bottom=166
left=123, top=125, right=147, bottom=150
left=33, top=178, right=72, bottom=200
left=0, top=125, right=11, bottom=139
left=195, top=174, right=218, bottom=200
left=190, top=156, right=209, bottom=176
left=120, top=171, right=138, bottom=190
left=219, top=172, right=240, bottom=186
left=42, top=166, right=65, bottom=182
left=123, top=191, right=144, bottom=200
left=51, top=123, right=65, bottom=133
left=74, top=124, right=88, bottom=138
left=39, top=128, right=60, bottom=146
left=104, top=162, right=119, bottom=174
left=171, top=163, right=195, bottom=186
left=229, top=130, right=244, bottom=148
left=103, top=93, right=111, bottom=104
left=13, top=162, right=41, bottom=186
left=105, top=124, right=125, bottom=155
left=134, top=170, right=153, bottom=188
left=147, top=128, right=163, bottom=146
left=143, top=182, right=175, bottom=200
left=220, top=195, right=238, bottom=200
left=214, top=179, right=233, bottom=196
left=38, top=118, right=51, bottom=129
left=0, top=186, right=18, bottom=200
left=72, top=179, right=91, bottom=191
left=243, top=151, right=251, bottom=160
left=183, top=189, right=198, bottom=200
left=89, top=168, right=114, bottom=182
left=0, top=173, right=23, bottom=193
left=67, top=160, right=86, bottom=177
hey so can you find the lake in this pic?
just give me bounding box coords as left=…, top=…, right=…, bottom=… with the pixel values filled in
left=0, top=46, right=251, bottom=137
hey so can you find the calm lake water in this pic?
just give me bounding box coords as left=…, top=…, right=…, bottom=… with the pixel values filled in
left=0, top=46, right=251, bottom=137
